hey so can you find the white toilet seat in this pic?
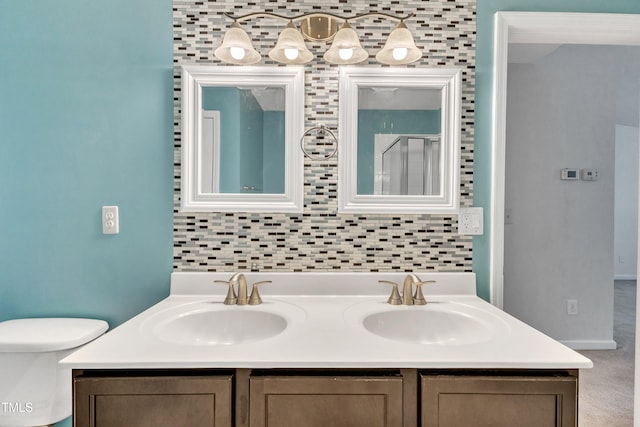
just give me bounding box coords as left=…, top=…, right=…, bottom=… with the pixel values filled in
left=0, top=318, right=109, bottom=353
left=0, top=318, right=108, bottom=353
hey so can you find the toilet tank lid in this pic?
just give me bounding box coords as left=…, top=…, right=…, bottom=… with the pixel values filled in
left=0, top=318, right=109, bottom=352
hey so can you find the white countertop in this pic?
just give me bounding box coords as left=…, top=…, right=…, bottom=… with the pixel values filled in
left=61, top=272, right=593, bottom=370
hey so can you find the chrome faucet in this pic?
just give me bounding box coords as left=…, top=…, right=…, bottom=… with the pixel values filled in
left=215, top=273, right=271, bottom=305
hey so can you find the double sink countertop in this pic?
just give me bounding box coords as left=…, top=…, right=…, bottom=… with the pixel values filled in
left=61, top=272, right=593, bottom=370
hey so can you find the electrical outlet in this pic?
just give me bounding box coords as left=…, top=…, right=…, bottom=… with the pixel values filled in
left=102, top=206, right=119, bottom=234
left=567, top=299, right=578, bottom=316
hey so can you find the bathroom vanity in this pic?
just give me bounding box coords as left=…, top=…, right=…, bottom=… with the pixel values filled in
left=72, top=368, right=578, bottom=426
left=63, top=272, right=591, bottom=427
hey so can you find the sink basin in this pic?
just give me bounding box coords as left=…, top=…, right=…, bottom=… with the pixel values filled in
left=142, top=301, right=306, bottom=346
left=346, top=301, right=510, bottom=345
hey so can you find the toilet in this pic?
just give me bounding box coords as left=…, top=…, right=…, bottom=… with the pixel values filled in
left=0, top=318, right=108, bottom=427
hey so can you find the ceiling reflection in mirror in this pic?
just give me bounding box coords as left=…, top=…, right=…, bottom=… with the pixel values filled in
left=357, top=86, right=442, bottom=196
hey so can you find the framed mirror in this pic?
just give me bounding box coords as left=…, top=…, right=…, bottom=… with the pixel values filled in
left=181, top=65, right=304, bottom=212
left=338, top=67, right=462, bottom=213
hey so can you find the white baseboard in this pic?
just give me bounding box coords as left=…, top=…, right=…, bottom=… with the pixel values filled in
left=559, top=340, right=617, bottom=350
left=614, top=275, right=637, bottom=281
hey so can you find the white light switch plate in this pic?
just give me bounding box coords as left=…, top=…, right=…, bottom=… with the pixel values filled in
left=458, top=207, right=483, bottom=235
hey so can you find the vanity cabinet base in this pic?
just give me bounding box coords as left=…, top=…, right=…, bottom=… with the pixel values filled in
left=249, top=374, right=404, bottom=427
left=73, top=370, right=233, bottom=427
left=72, top=369, right=577, bottom=427
left=421, top=371, right=578, bottom=427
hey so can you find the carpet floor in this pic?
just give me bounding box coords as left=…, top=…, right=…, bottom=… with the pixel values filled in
left=579, top=280, right=635, bottom=426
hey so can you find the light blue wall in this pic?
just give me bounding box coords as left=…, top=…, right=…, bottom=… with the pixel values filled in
left=0, top=0, right=174, bottom=324
left=474, top=0, right=640, bottom=300
left=263, top=111, right=285, bottom=194
left=239, top=91, right=265, bottom=192
left=0, top=2, right=173, bottom=424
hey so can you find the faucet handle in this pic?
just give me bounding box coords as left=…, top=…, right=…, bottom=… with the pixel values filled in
left=249, top=281, right=271, bottom=305
left=379, top=280, right=402, bottom=305
left=214, top=280, right=237, bottom=305
left=413, top=280, right=436, bottom=305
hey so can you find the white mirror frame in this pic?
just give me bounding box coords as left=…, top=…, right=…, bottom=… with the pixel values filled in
left=180, top=65, right=304, bottom=213
left=338, top=67, right=462, bottom=214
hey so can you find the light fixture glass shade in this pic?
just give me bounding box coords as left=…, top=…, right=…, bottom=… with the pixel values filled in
left=323, top=21, right=368, bottom=64
left=268, top=22, right=313, bottom=64
left=375, top=21, right=422, bottom=65
left=214, top=22, right=261, bottom=65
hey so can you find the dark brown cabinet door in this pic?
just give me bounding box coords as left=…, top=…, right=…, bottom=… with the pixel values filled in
left=249, top=375, right=404, bottom=427
left=421, top=374, right=577, bottom=427
left=74, top=374, right=233, bottom=427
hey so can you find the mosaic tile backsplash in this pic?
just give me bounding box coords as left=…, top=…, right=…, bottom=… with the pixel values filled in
left=173, top=0, right=475, bottom=272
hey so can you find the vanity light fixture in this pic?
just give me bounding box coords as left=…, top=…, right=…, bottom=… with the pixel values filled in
left=268, top=21, right=314, bottom=64
left=375, top=21, right=422, bottom=65
left=323, top=21, right=369, bottom=65
left=215, top=11, right=421, bottom=66
left=214, top=21, right=262, bottom=65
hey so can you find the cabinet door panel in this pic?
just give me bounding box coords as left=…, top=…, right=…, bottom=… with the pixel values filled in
left=250, top=376, right=404, bottom=427
left=421, top=374, right=577, bottom=427
left=74, top=375, right=233, bottom=427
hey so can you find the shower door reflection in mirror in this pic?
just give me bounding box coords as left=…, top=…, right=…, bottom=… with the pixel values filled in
left=376, top=134, right=440, bottom=196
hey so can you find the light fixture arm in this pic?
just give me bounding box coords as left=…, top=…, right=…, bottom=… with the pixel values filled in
left=224, top=11, right=415, bottom=25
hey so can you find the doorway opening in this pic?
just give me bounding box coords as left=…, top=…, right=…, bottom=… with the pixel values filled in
left=490, top=12, right=640, bottom=425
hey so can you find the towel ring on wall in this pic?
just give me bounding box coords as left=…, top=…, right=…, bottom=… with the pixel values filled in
left=300, top=124, right=338, bottom=161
